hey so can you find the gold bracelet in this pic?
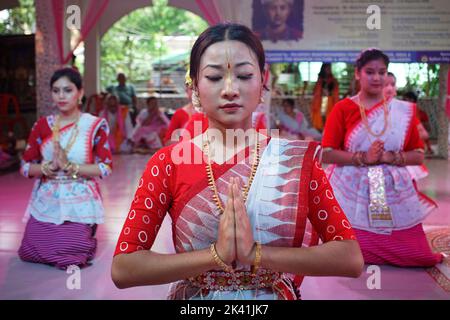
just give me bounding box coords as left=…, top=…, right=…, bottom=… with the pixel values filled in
left=210, top=243, right=234, bottom=273
left=71, top=163, right=80, bottom=179
left=41, top=161, right=53, bottom=177
left=40, top=162, right=48, bottom=176
left=251, top=242, right=262, bottom=275
left=62, top=162, right=72, bottom=172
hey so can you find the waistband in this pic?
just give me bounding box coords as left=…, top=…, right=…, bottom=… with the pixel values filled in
left=188, top=269, right=280, bottom=291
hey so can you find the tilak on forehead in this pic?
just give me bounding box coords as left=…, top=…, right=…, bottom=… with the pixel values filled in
left=225, top=45, right=232, bottom=91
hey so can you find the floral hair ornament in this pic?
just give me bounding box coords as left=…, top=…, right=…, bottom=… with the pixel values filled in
left=185, top=66, right=193, bottom=88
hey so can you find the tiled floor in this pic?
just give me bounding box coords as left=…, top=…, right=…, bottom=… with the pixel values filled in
left=0, top=155, right=449, bottom=299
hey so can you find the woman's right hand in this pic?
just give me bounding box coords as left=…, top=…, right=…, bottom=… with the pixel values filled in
left=365, top=140, right=384, bottom=165
left=50, top=141, right=60, bottom=171
left=214, top=178, right=237, bottom=265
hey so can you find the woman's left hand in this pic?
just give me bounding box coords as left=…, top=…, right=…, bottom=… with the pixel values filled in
left=232, top=178, right=256, bottom=266
left=55, top=143, right=69, bottom=170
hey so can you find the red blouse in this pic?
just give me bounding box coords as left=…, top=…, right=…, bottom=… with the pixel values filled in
left=322, top=98, right=424, bottom=151
left=114, top=141, right=356, bottom=256
left=21, top=115, right=112, bottom=177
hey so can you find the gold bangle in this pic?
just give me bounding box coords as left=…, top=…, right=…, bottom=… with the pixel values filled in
left=41, top=161, right=52, bottom=176
left=210, top=243, right=234, bottom=273
left=71, top=163, right=80, bottom=179
left=40, top=162, right=48, bottom=176
left=251, top=242, right=262, bottom=275
left=62, top=162, right=72, bottom=172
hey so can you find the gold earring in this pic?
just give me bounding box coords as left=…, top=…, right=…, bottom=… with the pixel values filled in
left=260, top=96, right=265, bottom=104
left=192, top=90, right=203, bottom=113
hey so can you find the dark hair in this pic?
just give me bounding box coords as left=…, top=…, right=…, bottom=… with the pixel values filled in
left=355, top=48, right=389, bottom=71
left=282, top=98, right=295, bottom=107
left=403, top=91, right=418, bottom=103
left=387, top=72, right=396, bottom=81
left=50, top=67, right=83, bottom=90
left=318, top=63, right=332, bottom=79
left=146, top=96, right=157, bottom=104
left=189, top=23, right=265, bottom=86
left=318, top=63, right=335, bottom=93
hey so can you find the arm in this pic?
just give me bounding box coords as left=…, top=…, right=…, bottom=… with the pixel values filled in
left=112, top=172, right=239, bottom=289
left=20, top=119, right=45, bottom=178
left=27, top=163, right=103, bottom=177
left=322, top=140, right=384, bottom=166
left=164, top=111, right=182, bottom=145
left=259, top=156, right=362, bottom=277
left=321, top=148, right=355, bottom=166
left=112, top=248, right=216, bottom=288
left=323, top=146, right=423, bottom=167
left=57, top=120, right=113, bottom=178
left=234, top=150, right=364, bottom=278
left=131, top=86, right=137, bottom=108
left=132, top=95, right=137, bottom=109
left=111, top=150, right=221, bottom=288
left=258, top=240, right=362, bottom=277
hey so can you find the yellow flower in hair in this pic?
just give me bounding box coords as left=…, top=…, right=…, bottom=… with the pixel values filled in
left=185, top=68, right=193, bottom=87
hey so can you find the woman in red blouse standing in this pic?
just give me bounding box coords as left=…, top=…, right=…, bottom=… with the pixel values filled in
left=111, top=23, right=363, bottom=300
left=18, top=68, right=113, bottom=269
left=322, top=49, right=443, bottom=267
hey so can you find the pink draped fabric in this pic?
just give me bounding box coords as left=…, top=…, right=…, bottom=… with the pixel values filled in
left=446, top=68, right=450, bottom=119
left=51, top=0, right=109, bottom=65
left=195, top=0, right=222, bottom=25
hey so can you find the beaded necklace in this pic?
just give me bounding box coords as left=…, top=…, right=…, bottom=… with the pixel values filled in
left=52, top=112, right=81, bottom=155
left=202, top=133, right=260, bottom=214
left=356, top=94, right=390, bottom=138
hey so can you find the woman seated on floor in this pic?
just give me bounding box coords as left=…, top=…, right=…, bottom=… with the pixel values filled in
left=132, top=96, right=170, bottom=154
left=99, top=94, right=134, bottom=154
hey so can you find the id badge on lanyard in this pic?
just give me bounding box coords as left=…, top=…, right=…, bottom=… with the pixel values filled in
left=367, top=167, right=394, bottom=228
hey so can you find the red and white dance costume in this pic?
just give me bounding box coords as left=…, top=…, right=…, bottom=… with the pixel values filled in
left=114, top=137, right=356, bottom=299
left=163, top=108, right=191, bottom=144
left=406, top=110, right=429, bottom=181
left=132, top=108, right=170, bottom=149
left=99, top=106, right=134, bottom=153
left=19, top=113, right=112, bottom=269
left=322, top=98, right=443, bottom=267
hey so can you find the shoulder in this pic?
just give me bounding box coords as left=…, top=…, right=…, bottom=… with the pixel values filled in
left=142, top=142, right=188, bottom=176
left=175, top=108, right=188, bottom=115
left=334, top=98, right=355, bottom=110
left=32, top=115, right=52, bottom=131
left=36, top=115, right=51, bottom=126
left=270, top=137, right=319, bottom=153
left=81, top=112, right=106, bottom=124
left=390, top=98, right=416, bottom=117
left=172, top=108, right=185, bottom=118
left=81, top=113, right=109, bottom=131
left=390, top=98, right=413, bottom=109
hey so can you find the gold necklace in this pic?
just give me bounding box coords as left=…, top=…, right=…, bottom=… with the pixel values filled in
left=203, top=133, right=260, bottom=214
left=52, top=113, right=81, bottom=155
left=357, top=95, right=390, bottom=138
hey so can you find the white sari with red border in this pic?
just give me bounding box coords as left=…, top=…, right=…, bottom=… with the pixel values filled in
left=325, top=98, right=436, bottom=234
left=24, top=113, right=107, bottom=225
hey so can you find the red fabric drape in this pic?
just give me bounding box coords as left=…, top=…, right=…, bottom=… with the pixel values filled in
left=51, top=0, right=109, bottom=65
left=195, top=0, right=222, bottom=25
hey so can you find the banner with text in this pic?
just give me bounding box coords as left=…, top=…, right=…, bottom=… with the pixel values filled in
left=244, top=0, right=450, bottom=63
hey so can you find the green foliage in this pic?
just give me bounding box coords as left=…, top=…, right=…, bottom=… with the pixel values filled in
left=403, top=64, right=440, bottom=98
left=0, top=0, right=35, bottom=35
left=100, top=0, right=208, bottom=89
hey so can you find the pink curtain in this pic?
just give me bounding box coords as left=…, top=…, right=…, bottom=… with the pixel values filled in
left=447, top=68, right=450, bottom=120
left=195, top=0, right=222, bottom=25
left=51, top=0, right=109, bottom=65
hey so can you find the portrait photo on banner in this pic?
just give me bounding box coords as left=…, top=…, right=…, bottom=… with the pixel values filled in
left=252, top=0, right=304, bottom=43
